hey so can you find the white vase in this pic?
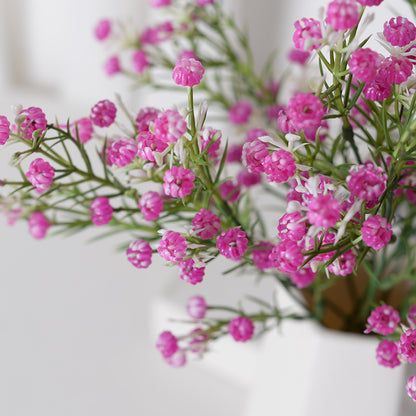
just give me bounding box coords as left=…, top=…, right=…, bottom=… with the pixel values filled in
left=243, top=320, right=413, bottom=416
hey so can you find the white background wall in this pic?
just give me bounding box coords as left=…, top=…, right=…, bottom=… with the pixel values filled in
left=0, top=1, right=415, bottom=415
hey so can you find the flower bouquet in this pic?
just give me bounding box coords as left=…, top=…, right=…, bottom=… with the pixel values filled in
left=2, top=0, right=416, bottom=404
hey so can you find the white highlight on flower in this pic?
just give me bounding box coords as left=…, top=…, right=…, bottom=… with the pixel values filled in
left=191, top=256, right=207, bottom=268
left=287, top=200, right=303, bottom=213
left=344, top=12, right=375, bottom=59
left=154, top=145, right=171, bottom=166
left=376, top=32, right=416, bottom=58
left=335, top=198, right=362, bottom=244
left=196, top=101, right=208, bottom=133
left=259, top=133, right=309, bottom=155
left=11, top=104, right=23, bottom=116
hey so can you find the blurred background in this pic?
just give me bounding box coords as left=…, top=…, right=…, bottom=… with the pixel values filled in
left=0, top=0, right=414, bottom=415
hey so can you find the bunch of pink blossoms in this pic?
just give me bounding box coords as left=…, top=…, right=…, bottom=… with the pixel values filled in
left=90, top=197, right=113, bottom=226
left=155, top=297, right=255, bottom=368
left=163, top=166, right=195, bottom=198
left=153, top=110, right=187, bottom=143
left=90, top=100, right=117, bottom=127
left=28, top=212, right=51, bottom=239
left=366, top=303, right=416, bottom=401
left=19, top=107, right=48, bottom=140
left=216, top=228, right=248, bottom=261
left=172, top=58, right=205, bottom=87
left=0, top=115, right=10, bottom=144
left=157, top=231, right=187, bottom=263
left=26, top=158, right=55, bottom=193
left=126, top=239, right=153, bottom=269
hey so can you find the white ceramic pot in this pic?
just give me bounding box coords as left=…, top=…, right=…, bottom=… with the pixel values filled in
left=243, top=320, right=414, bottom=416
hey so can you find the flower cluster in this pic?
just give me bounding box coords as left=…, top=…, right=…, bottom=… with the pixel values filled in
left=2, top=0, right=416, bottom=405
left=365, top=304, right=416, bottom=402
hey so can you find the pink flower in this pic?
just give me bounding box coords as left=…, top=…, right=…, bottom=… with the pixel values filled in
left=407, top=304, right=416, bottom=328
left=384, top=17, right=416, bottom=47
left=156, top=331, right=178, bottom=358
left=347, top=162, right=387, bottom=208
left=245, top=128, right=268, bottom=142
left=307, top=193, right=341, bottom=228
left=70, top=118, right=94, bottom=143
left=136, top=107, right=161, bottom=132
left=263, top=149, right=297, bottom=183
left=90, top=196, right=113, bottom=226
left=252, top=241, right=274, bottom=270
left=278, top=212, right=307, bottom=242
left=376, top=340, right=401, bottom=368
left=153, top=110, right=187, bottom=143
left=172, top=58, right=205, bottom=87
left=364, top=305, right=400, bottom=335
left=293, top=18, right=322, bottom=51
left=361, top=215, right=392, bottom=250
left=196, top=0, right=214, bottom=5
left=90, top=100, right=117, bottom=128
left=179, top=258, right=205, bottom=284
left=94, top=19, right=111, bottom=41
left=242, top=140, right=269, bottom=174
left=192, top=209, right=221, bottom=240
left=0, top=115, right=10, bottom=144
left=288, top=266, right=317, bottom=288
left=327, top=249, right=356, bottom=276
left=356, top=0, right=383, bottom=5
left=288, top=49, right=311, bottom=65
left=126, top=239, right=152, bottom=268
left=132, top=50, right=150, bottom=74
left=158, top=230, right=187, bottom=263
left=237, top=168, right=262, bottom=188
left=108, top=137, right=138, bottom=167
left=150, top=0, right=171, bottom=7
left=228, top=101, right=252, bottom=125
left=28, top=212, right=50, bottom=239
left=378, top=55, right=413, bottom=85
left=286, top=92, right=324, bottom=131
left=200, top=127, right=221, bottom=159
left=269, top=240, right=304, bottom=273
left=267, top=104, right=283, bottom=121
left=186, top=295, right=207, bottom=319
left=406, top=375, right=416, bottom=402
left=165, top=350, right=187, bottom=367
left=398, top=329, right=416, bottom=363
left=178, top=50, right=198, bottom=60
left=226, top=144, right=243, bottom=163
left=220, top=180, right=241, bottom=203
left=363, top=77, right=392, bottom=101
left=104, top=55, right=121, bottom=76
left=216, top=227, right=248, bottom=261
left=326, top=0, right=359, bottom=32
left=287, top=186, right=303, bottom=204
left=139, top=191, right=163, bottom=221
left=163, top=166, right=195, bottom=198
left=303, top=119, right=328, bottom=142
left=277, top=109, right=297, bottom=134
left=20, top=107, right=47, bottom=140
left=348, top=48, right=381, bottom=83
left=136, top=131, right=168, bottom=162
left=26, top=158, right=55, bottom=193
left=188, top=328, right=208, bottom=353
left=140, top=21, right=174, bottom=45
left=228, top=317, right=254, bottom=342
left=7, top=208, right=21, bottom=226
left=102, top=139, right=115, bottom=166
